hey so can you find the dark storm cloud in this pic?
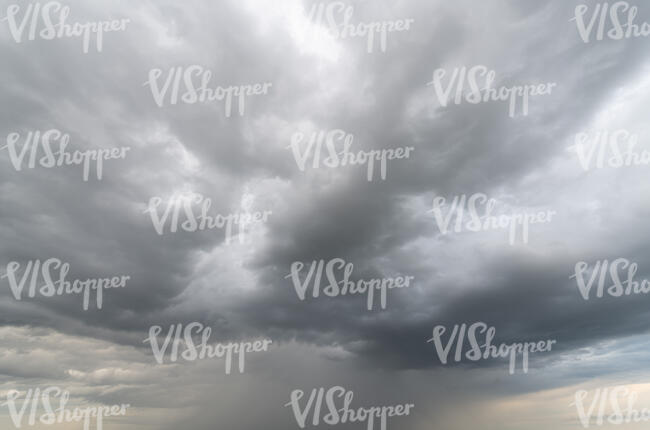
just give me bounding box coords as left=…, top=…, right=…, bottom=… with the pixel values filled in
left=1, top=0, right=650, bottom=429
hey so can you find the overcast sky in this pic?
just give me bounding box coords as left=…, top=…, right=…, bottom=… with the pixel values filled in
left=1, top=0, right=650, bottom=429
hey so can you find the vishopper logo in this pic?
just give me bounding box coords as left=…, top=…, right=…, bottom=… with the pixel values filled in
left=571, top=2, right=650, bottom=43
left=143, top=65, right=272, bottom=117
left=568, top=130, right=650, bottom=171
left=427, top=193, right=557, bottom=245
left=572, top=386, right=650, bottom=427
left=288, top=129, right=415, bottom=182
left=571, top=258, right=650, bottom=300
left=1, top=2, right=130, bottom=53
left=427, top=322, right=557, bottom=375
left=1, top=130, right=130, bottom=181
left=1, top=386, right=130, bottom=429
left=305, top=1, right=414, bottom=53
left=427, top=65, right=556, bottom=117
left=0, top=258, right=130, bottom=311
left=143, top=323, right=273, bottom=375
left=285, top=386, right=414, bottom=429
left=143, top=192, right=272, bottom=245
left=285, top=258, right=415, bottom=311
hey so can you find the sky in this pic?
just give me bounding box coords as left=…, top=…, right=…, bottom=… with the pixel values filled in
left=1, top=0, right=650, bottom=429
